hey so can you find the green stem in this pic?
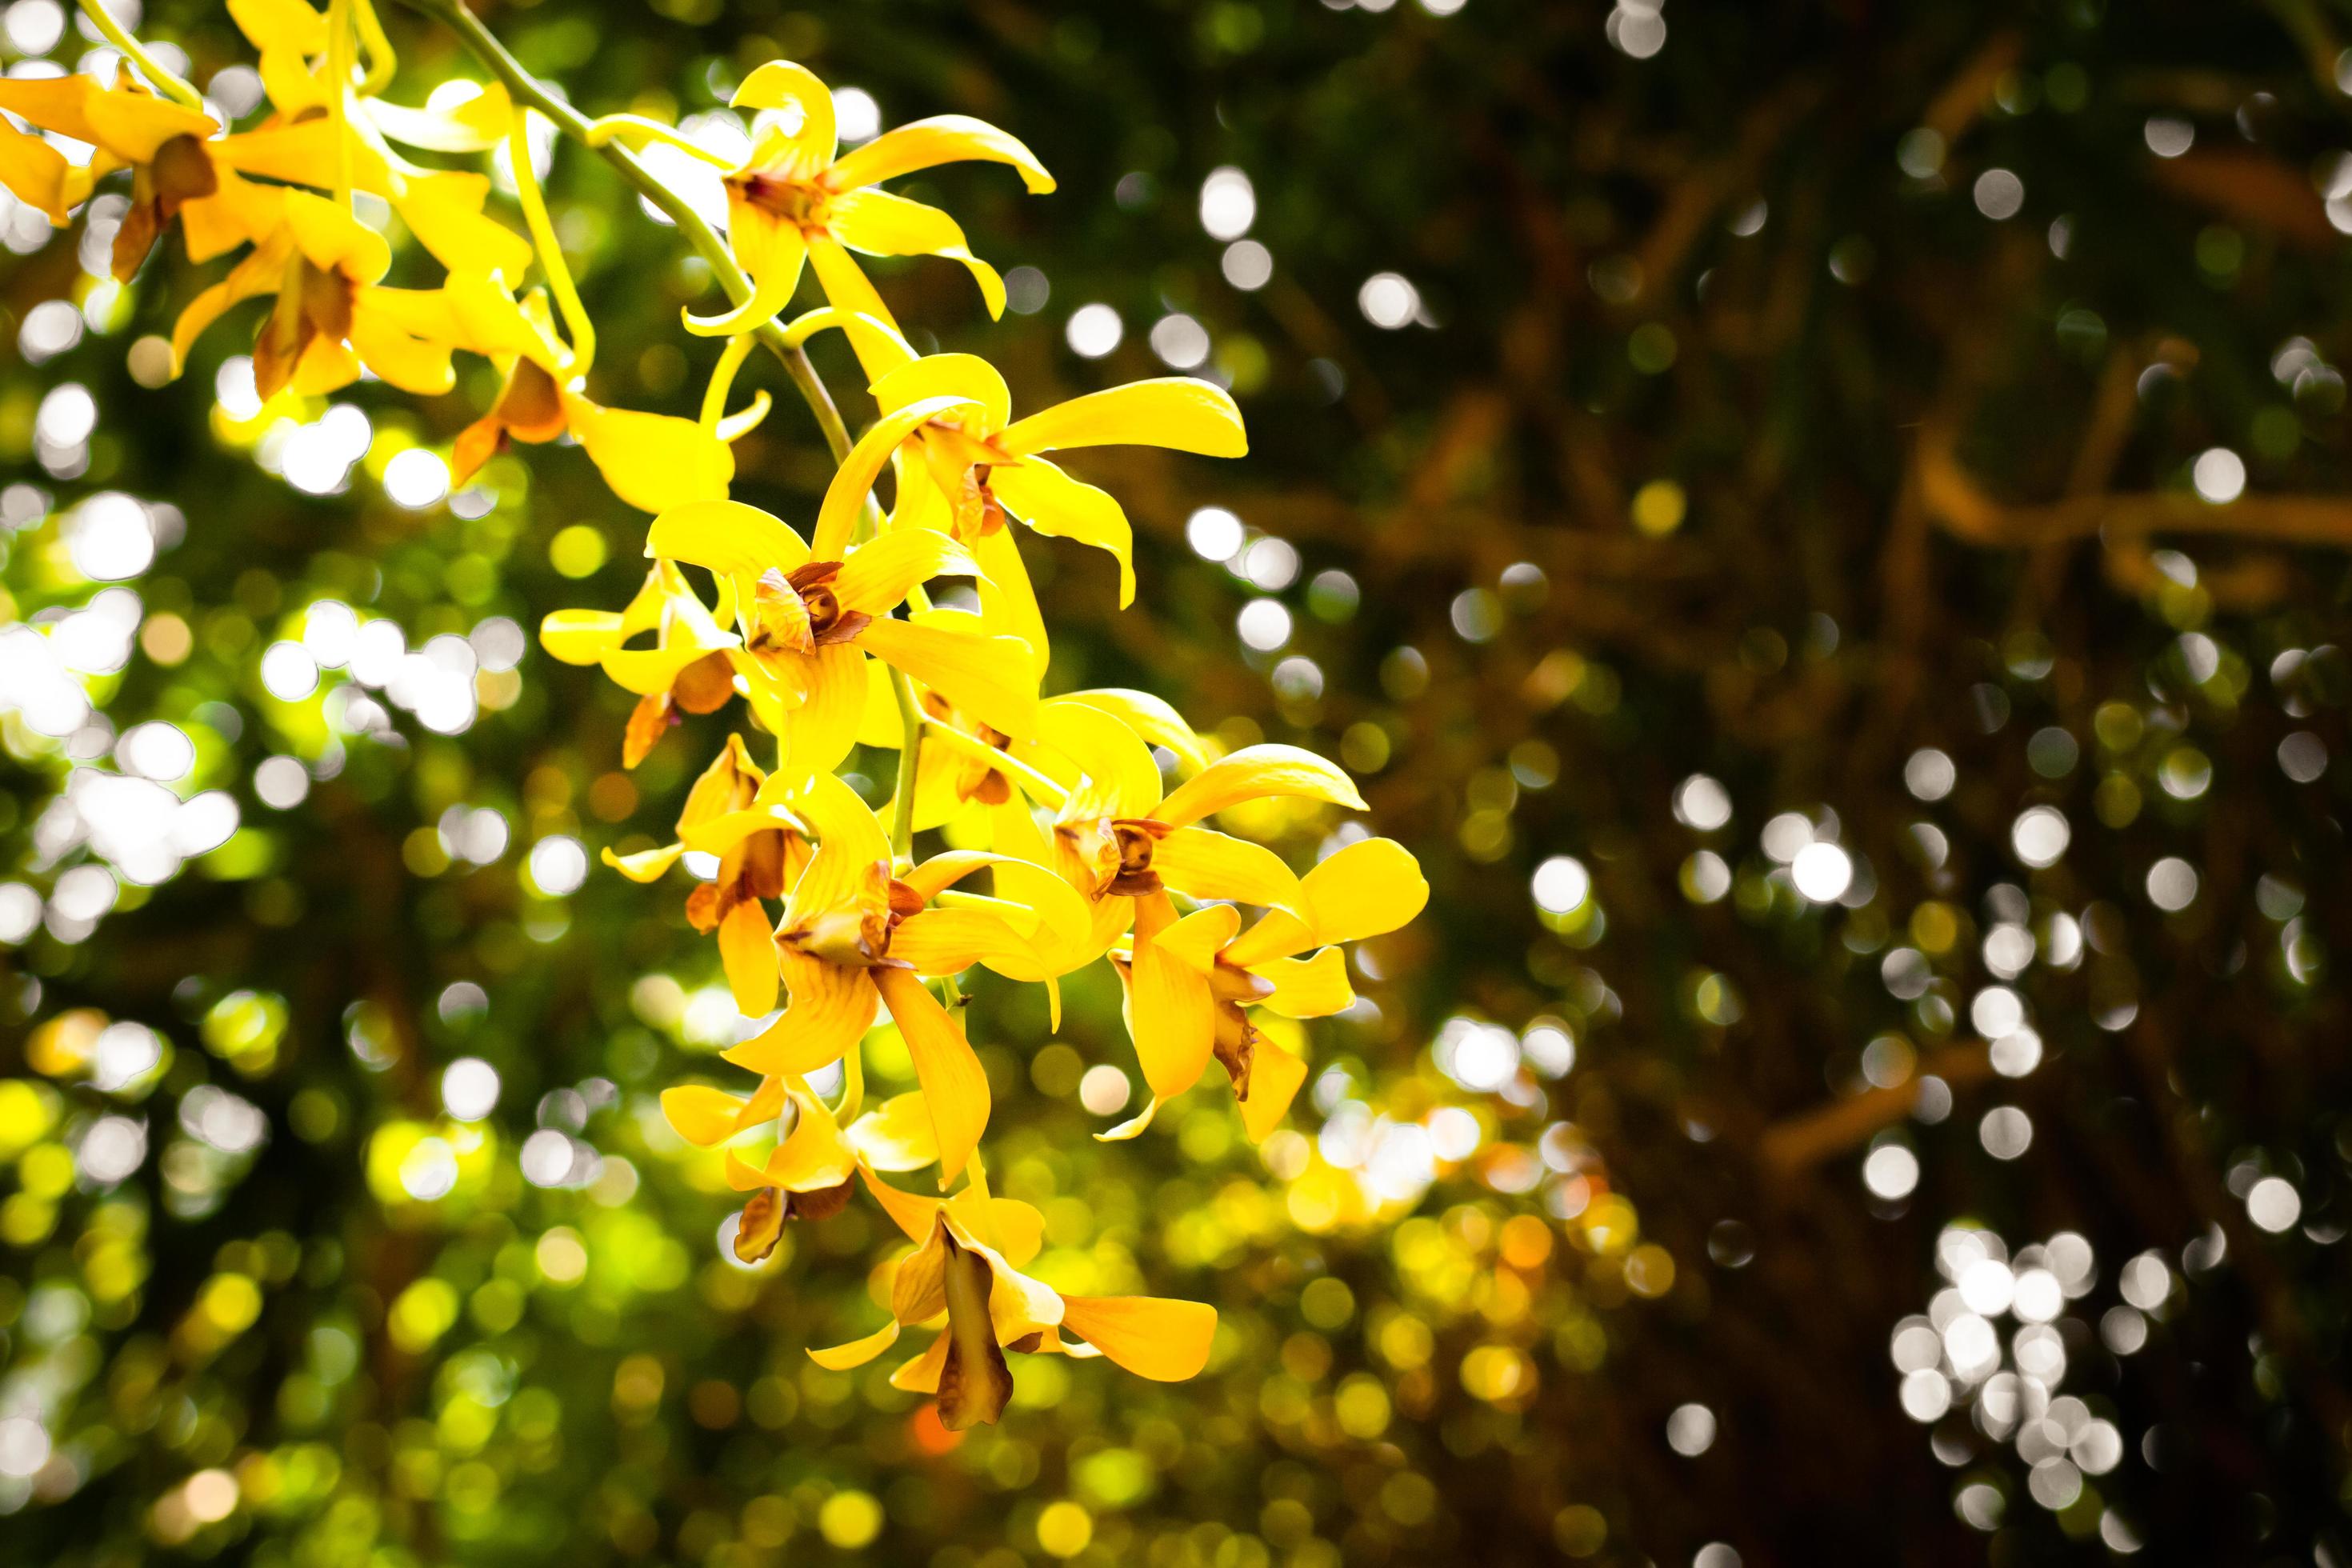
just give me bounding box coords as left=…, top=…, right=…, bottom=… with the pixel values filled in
left=77, top=0, right=204, bottom=112
left=888, top=667, right=922, bottom=862
left=834, top=1044, right=864, bottom=1126
left=583, top=113, right=738, bottom=167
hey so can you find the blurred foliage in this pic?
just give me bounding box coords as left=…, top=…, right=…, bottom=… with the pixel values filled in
left=6, top=0, right=2352, bottom=1564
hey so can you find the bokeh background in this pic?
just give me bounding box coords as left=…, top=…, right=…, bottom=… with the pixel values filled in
left=6, top=0, right=2352, bottom=1562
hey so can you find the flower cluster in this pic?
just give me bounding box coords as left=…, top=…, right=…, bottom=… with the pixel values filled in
left=3, top=0, right=1426, bottom=1430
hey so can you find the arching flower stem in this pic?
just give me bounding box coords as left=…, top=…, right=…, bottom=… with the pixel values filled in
left=582, top=114, right=738, bottom=169
left=890, top=667, right=925, bottom=861
left=350, top=0, right=399, bottom=94
left=833, top=1037, right=864, bottom=1126
left=74, top=0, right=205, bottom=113
left=327, top=0, right=356, bottom=204
left=506, top=107, right=594, bottom=374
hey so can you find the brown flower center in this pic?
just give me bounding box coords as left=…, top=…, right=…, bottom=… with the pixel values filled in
left=922, top=693, right=1011, bottom=804
left=1213, top=1006, right=1258, bottom=1098
left=114, top=134, right=218, bottom=282
left=253, top=255, right=357, bottom=400
left=746, top=562, right=872, bottom=657
left=782, top=874, right=923, bottom=969
left=686, top=822, right=802, bottom=935
left=493, top=358, right=568, bottom=440
left=965, top=723, right=1014, bottom=805
left=670, top=650, right=738, bottom=714
left=954, top=466, right=1009, bottom=538
left=1055, top=817, right=1170, bottom=898
left=152, top=134, right=218, bottom=205
left=729, top=172, right=826, bottom=229
left=1108, top=819, right=1169, bottom=896
left=733, top=1178, right=853, bottom=1262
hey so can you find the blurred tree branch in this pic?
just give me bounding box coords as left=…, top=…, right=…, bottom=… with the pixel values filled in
left=1758, top=1044, right=1994, bottom=1179
left=1919, top=423, right=2352, bottom=550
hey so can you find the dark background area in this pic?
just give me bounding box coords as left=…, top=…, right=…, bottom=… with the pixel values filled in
left=4, top=0, right=2352, bottom=1562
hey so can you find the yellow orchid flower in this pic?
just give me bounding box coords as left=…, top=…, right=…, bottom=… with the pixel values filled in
left=718, top=1075, right=860, bottom=1258
left=842, top=691, right=1221, bottom=976
left=991, top=716, right=1374, bottom=1138
left=659, top=1072, right=786, bottom=1150
left=645, top=486, right=1038, bottom=786
left=893, top=689, right=1021, bottom=828
left=662, top=1077, right=934, bottom=1169
left=702, top=1082, right=962, bottom=1260
left=1124, top=837, right=1430, bottom=1141
left=680, top=60, right=1054, bottom=351
left=838, top=1089, right=944, bottom=1173
left=539, top=560, right=742, bottom=766
left=602, top=734, right=810, bottom=1016
left=856, top=700, right=1348, bottom=1024
left=854, top=683, right=1202, bottom=878
left=210, top=0, right=530, bottom=281
left=211, top=0, right=530, bottom=276
left=211, top=115, right=534, bottom=282
left=891, top=847, right=1094, bottom=1010
left=0, top=69, right=286, bottom=274
left=672, top=1081, right=926, bottom=1166
left=662, top=1072, right=819, bottom=1264
left=814, top=1173, right=1216, bottom=1430
left=222, top=0, right=523, bottom=278
left=869, top=346, right=1246, bottom=638
left=227, top=0, right=355, bottom=118
left=705, top=1088, right=959, bottom=1278
left=0, top=71, right=237, bottom=274
left=438, top=276, right=758, bottom=514
left=360, top=80, right=517, bottom=157
left=778, top=311, right=1247, bottom=672
left=663, top=1077, right=950, bottom=1251
left=420, top=104, right=762, bottom=514
left=168, top=187, right=458, bottom=398
left=718, top=775, right=1046, bottom=1187
left=1046, top=707, right=1366, bottom=923
left=0, top=115, right=88, bottom=228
